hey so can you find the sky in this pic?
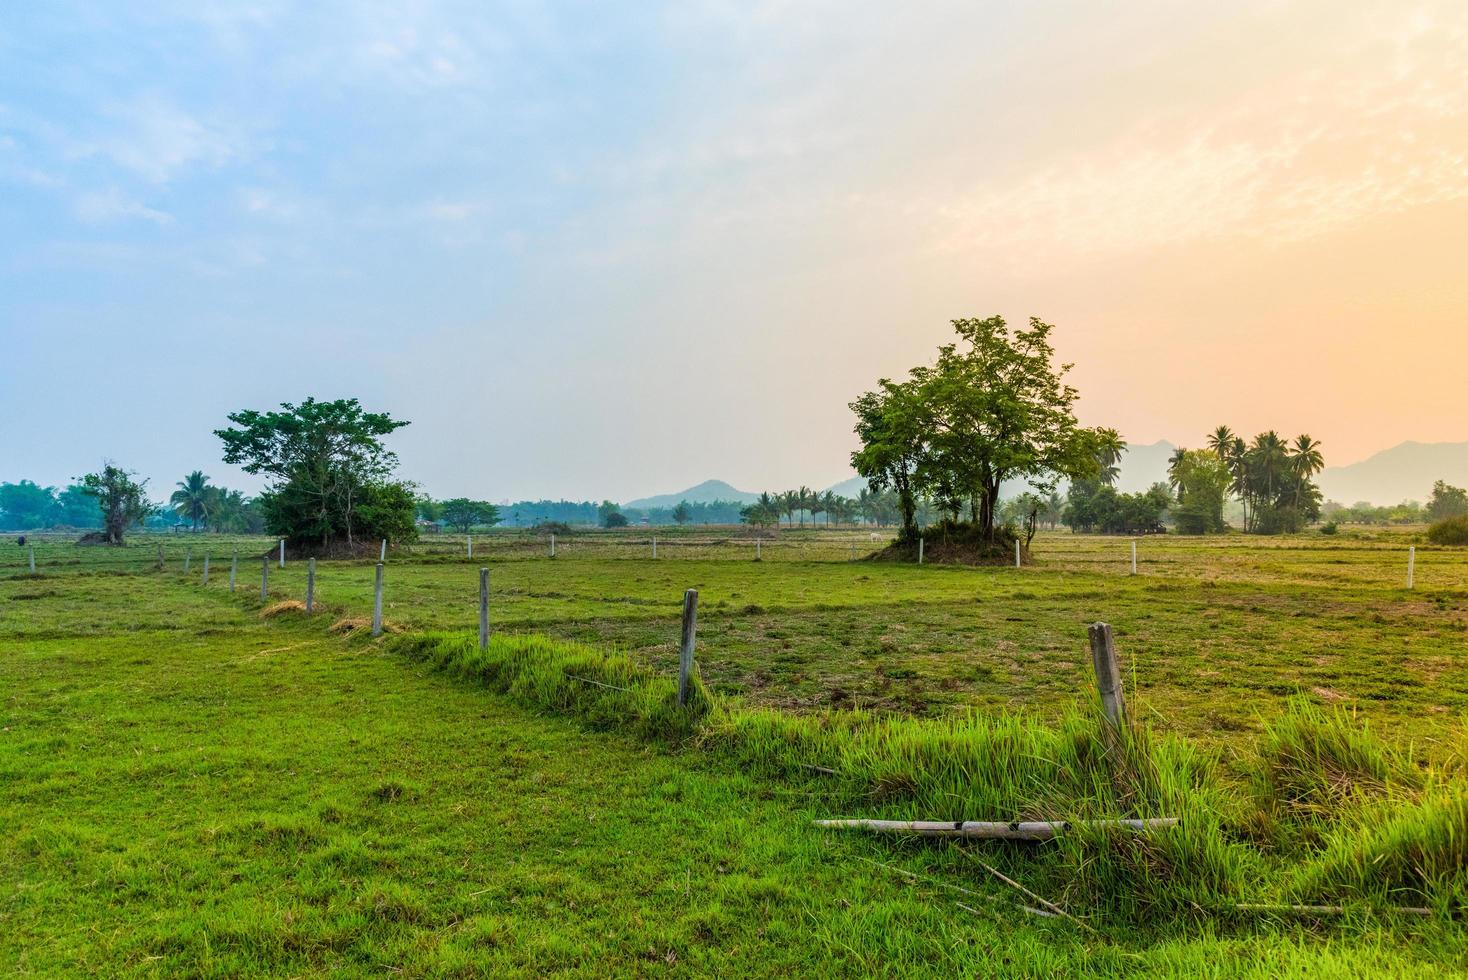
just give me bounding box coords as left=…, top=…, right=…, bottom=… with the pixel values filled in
left=3, top=1, right=1466, bottom=503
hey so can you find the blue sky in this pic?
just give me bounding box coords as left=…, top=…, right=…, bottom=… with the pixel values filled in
left=4, top=2, right=1466, bottom=502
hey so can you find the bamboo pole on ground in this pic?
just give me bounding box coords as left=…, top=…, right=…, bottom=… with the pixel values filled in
left=812, top=818, right=1177, bottom=840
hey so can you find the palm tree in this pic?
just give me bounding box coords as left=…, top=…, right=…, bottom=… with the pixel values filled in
left=780, top=490, right=798, bottom=528
left=1289, top=434, right=1324, bottom=480
left=1166, top=447, right=1189, bottom=494
left=1206, top=426, right=1235, bottom=459
left=170, top=471, right=213, bottom=531
left=796, top=486, right=812, bottom=527
left=1092, top=428, right=1126, bottom=485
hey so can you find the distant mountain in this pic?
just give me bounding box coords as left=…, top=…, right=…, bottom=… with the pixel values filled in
left=1317, top=441, right=1468, bottom=505
left=625, top=479, right=759, bottom=510
left=824, top=476, right=868, bottom=497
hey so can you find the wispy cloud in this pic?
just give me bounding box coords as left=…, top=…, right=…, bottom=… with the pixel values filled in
left=72, top=187, right=172, bottom=224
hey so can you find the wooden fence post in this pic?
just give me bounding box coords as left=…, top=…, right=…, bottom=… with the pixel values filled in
left=1407, top=546, right=1416, bottom=589
left=380, top=539, right=387, bottom=562
left=678, top=589, right=699, bottom=707
left=918, top=538, right=924, bottom=565
left=1087, top=623, right=1128, bottom=730
left=306, top=558, right=316, bottom=613
left=550, top=533, right=556, bottom=559
left=652, top=535, right=657, bottom=559
left=229, top=552, right=237, bottom=592
left=372, top=563, right=385, bottom=636
left=260, top=556, right=269, bottom=602
left=29, top=546, right=36, bottom=574
left=1014, top=539, right=1021, bottom=568
left=478, top=567, right=489, bottom=651
left=1131, top=540, right=1137, bottom=575
left=467, top=534, right=472, bottom=558
left=202, top=555, right=210, bottom=585
left=278, top=538, right=285, bottom=568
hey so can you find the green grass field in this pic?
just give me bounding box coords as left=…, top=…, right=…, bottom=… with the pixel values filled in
left=3, top=529, right=1465, bottom=975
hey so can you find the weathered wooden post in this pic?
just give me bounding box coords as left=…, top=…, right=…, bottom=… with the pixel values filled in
left=260, top=556, right=269, bottom=602
left=678, top=588, right=699, bottom=707
left=29, top=546, right=36, bottom=574
left=380, top=539, right=387, bottom=562
left=1088, top=623, right=1128, bottom=731
left=306, top=558, right=316, bottom=613
left=372, top=563, right=384, bottom=636
left=1131, top=540, right=1137, bottom=575
left=278, top=538, right=285, bottom=568
left=917, top=538, right=925, bottom=565
left=478, top=567, right=490, bottom=651
left=1407, top=546, right=1416, bottom=589
left=202, top=555, right=210, bottom=585
left=229, top=552, right=237, bottom=592
left=550, top=533, right=556, bottom=559
left=184, top=549, right=191, bottom=574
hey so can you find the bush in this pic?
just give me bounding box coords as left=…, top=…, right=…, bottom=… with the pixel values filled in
left=1319, top=521, right=1338, bottom=535
left=1427, top=514, right=1468, bottom=546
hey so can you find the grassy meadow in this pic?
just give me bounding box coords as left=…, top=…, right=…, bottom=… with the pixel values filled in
left=3, top=527, right=1466, bottom=975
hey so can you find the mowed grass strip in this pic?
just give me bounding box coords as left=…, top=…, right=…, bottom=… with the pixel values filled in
left=2, top=575, right=1463, bottom=976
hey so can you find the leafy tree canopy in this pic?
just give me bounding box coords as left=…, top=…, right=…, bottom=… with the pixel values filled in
left=852, top=316, right=1105, bottom=543
left=80, top=464, right=151, bottom=545
left=440, top=498, right=501, bottom=533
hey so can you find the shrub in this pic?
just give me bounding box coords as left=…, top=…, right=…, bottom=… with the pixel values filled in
left=1427, top=514, right=1468, bottom=546
left=1319, top=521, right=1338, bottom=535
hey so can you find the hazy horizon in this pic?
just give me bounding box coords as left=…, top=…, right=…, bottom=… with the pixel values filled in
left=4, top=3, right=1467, bottom=502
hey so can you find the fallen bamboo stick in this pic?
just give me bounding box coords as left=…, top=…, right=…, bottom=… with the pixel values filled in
left=813, top=817, right=1179, bottom=840
left=967, top=854, right=1100, bottom=936
left=1234, top=902, right=1432, bottom=918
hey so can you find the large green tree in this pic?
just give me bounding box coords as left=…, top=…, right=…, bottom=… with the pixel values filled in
left=440, top=498, right=501, bottom=533
left=80, top=464, right=151, bottom=545
left=215, top=398, right=414, bottom=548
left=1426, top=480, right=1468, bottom=523
left=852, top=316, right=1104, bottom=544
left=0, top=481, right=58, bottom=530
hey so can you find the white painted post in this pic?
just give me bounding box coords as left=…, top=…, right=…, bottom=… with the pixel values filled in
left=1131, top=540, right=1137, bottom=575
left=372, top=563, right=384, bottom=636
left=229, top=552, right=237, bottom=592
left=184, top=550, right=191, bottom=574
left=1408, top=546, right=1416, bottom=589
left=28, top=546, right=36, bottom=574
left=260, top=556, right=269, bottom=602
left=755, top=538, right=761, bottom=561
left=550, top=533, right=556, bottom=558
left=1015, top=539, right=1021, bottom=568
left=652, top=535, right=658, bottom=559
left=380, top=539, right=387, bottom=562
left=466, top=534, right=472, bottom=558
left=918, top=538, right=925, bottom=564
left=202, top=555, right=210, bottom=586
left=678, top=588, right=699, bottom=706
left=478, top=567, right=489, bottom=651
left=306, top=558, right=316, bottom=613
left=278, top=538, right=285, bottom=568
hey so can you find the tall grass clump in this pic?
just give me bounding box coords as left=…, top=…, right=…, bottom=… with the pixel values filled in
left=391, top=632, right=711, bottom=741
left=1253, top=699, right=1420, bottom=828
left=1426, top=514, right=1468, bottom=546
